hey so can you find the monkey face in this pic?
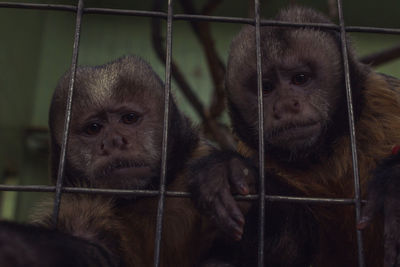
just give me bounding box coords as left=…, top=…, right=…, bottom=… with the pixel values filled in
left=66, top=97, right=164, bottom=190
left=49, top=56, right=167, bottom=189
left=261, top=68, right=325, bottom=152
left=227, top=26, right=344, bottom=160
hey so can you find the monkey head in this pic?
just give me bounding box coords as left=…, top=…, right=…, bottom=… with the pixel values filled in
left=49, top=55, right=197, bottom=190
left=226, top=7, right=369, bottom=162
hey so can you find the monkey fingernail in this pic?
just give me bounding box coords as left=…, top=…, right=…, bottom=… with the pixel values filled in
left=357, top=218, right=370, bottom=230
left=239, top=219, right=245, bottom=227
left=239, top=184, right=249, bottom=195
left=233, top=230, right=243, bottom=241
left=235, top=216, right=245, bottom=227
left=357, top=223, right=366, bottom=230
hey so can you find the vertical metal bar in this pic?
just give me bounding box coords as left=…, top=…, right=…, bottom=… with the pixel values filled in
left=153, top=0, right=173, bottom=266
left=52, top=0, right=84, bottom=227
left=254, top=0, right=265, bottom=266
left=336, top=1, right=365, bottom=266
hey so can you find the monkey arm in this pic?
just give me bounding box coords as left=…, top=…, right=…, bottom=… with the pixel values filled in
left=0, top=220, right=118, bottom=267
left=188, top=150, right=257, bottom=241
left=189, top=149, right=319, bottom=266
left=359, top=152, right=400, bottom=267
left=4, top=194, right=123, bottom=267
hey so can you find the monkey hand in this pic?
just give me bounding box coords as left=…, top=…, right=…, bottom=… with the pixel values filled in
left=189, top=151, right=256, bottom=241
left=358, top=152, right=400, bottom=267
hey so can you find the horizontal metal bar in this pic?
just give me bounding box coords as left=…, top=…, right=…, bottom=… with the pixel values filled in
left=346, top=26, right=400, bottom=35
left=0, top=2, right=76, bottom=11
left=0, top=2, right=167, bottom=17
left=265, top=195, right=360, bottom=205
left=0, top=184, right=159, bottom=196
left=174, top=14, right=254, bottom=24
left=0, top=184, right=365, bottom=204
left=0, top=2, right=399, bottom=35
left=235, top=194, right=358, bottom=204
left=84, top=7, right=166, bottom=18
left=0, top=184, right=190, bottom=198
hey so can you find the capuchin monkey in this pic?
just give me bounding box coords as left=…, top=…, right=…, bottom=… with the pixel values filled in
left=190, top=6, right=400, bottom=267
left=0, top=55, right=215, bottom=267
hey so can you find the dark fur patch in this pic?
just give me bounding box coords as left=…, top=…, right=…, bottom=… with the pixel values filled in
left=0, top=221, right=118, bottom=267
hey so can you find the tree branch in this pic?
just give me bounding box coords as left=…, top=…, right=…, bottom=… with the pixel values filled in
left=327, top=0, right=338, bottom=19
left=151, top=0, right=235, bottom=150
left=151, top=0, right=207, bottom=121
left=178, top=0, right=226, bottom=120
left=360, top=44, right=400, bottom=67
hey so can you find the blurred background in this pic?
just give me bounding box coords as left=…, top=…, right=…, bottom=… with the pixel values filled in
left=0, top=0, right=399, bottom=221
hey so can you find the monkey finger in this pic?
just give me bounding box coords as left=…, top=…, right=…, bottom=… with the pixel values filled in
left=213, top=209, right=243, bottom=241
left=229, top=158, right=254, bottom=195
left=357, top=204, right=375, bottom=229
left=357, top=216, right=371, bottom=230
left=220, top=189, right=245, bottom=228
left=212, top=193, right=244, bottom=240
left=358, top=192, right=381, bottom=229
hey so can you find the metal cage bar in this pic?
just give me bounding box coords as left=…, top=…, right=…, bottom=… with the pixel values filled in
left=336, top=1, right=365, bottom=266
left=254, top=0, right=266, bottom=266
left=0, top=183, right=367, bottom=204
left=51, top=0, right=84, bottom=227
left=1, top=2, right=400, bottom=35
left=153, top=0, right=174, bottom=266
left=1, top=0, right=400, bottom=266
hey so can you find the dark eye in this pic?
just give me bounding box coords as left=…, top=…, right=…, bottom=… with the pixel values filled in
left=291, top=73, right=310, bottom=86
left=84, top=123, right=102, bottom=135
left=121, top=113, right=140, bottom=124
left=262, top=81, right=274, bottom=93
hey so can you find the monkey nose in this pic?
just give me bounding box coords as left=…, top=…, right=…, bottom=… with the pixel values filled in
left=273, top=99, right=301, bottom=119
left=112, top=135, right=127, bottom=147
left=101, top=135, right=128, bottom=154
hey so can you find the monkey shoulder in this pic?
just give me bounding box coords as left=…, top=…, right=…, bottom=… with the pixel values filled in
left=355, top=72, right=400, bottom=159
left=377, top=73, right=400, bottom=92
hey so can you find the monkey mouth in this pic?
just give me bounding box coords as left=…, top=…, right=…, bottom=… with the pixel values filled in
left=267, top=121, right=321, bottom=146
left=98, top=159, right=154, bottom=180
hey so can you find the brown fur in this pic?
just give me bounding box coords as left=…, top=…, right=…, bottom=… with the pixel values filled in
left=237, top=72, right=400, bottom=266
left=33, top=139, right=215, bottom=267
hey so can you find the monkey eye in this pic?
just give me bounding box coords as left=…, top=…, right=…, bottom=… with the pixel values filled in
left=84, top=123, right=102, bottom=135
left=121, top=112, right=140, bottom=124
left=291, top=73, right=310, bottom=86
